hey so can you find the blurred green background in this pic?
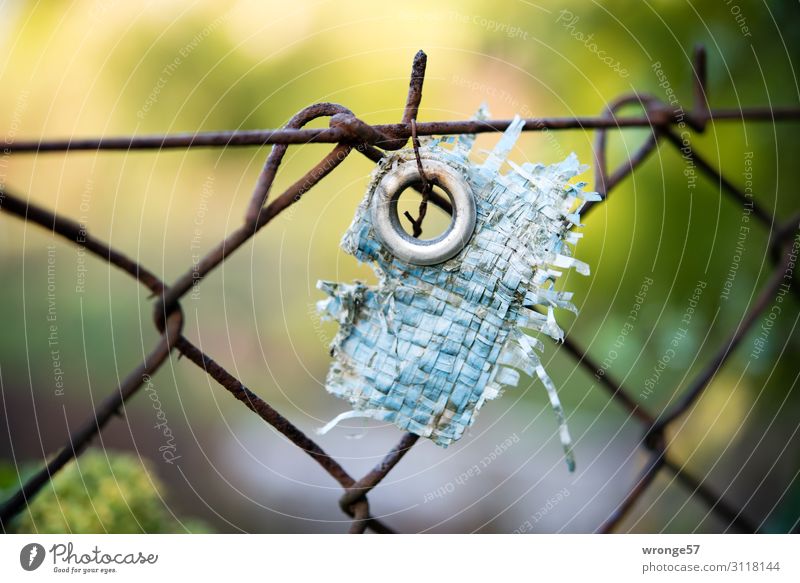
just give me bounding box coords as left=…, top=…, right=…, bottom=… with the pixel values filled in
left=0, top=0, right=798, bottom=533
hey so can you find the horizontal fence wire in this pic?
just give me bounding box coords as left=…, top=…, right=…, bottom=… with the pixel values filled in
left=1, top=47, right=799, bottom=534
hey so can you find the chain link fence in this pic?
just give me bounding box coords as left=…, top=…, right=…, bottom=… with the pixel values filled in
left=1, top=48, right=798, bottom=534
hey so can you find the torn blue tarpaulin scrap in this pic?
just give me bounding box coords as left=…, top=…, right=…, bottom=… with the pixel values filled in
left=316, top=112, right=598, bottom=471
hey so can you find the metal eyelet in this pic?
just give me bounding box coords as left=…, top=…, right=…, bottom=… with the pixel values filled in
left=370, top=159, right=476, bottom=266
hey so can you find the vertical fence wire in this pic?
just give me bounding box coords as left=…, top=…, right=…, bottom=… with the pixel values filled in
left=1, top=48, right=799, bottom=533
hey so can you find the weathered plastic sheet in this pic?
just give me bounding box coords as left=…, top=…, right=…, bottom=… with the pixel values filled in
left=317, top=110, right=598, bottom=471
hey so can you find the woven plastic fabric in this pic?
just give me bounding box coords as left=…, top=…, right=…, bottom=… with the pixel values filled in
left=317, top=113, right=598, bottom=469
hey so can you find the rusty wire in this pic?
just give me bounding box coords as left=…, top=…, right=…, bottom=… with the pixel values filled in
left=404, top=119, right=433, bottom=238
left=1, top=47, right=799, bottom=534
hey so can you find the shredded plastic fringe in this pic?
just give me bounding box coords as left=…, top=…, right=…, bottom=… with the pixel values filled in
left=317, top=108, right=597, bottom=471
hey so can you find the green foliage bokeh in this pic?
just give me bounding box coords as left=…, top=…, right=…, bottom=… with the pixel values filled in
left=1, top=451, right=209, bottom=534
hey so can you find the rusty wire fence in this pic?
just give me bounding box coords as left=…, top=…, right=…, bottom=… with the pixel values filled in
left=1, top=47, right=799, bottom=534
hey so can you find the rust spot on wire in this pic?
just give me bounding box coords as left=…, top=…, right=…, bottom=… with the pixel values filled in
left=1, top=46, right=798, bottom=533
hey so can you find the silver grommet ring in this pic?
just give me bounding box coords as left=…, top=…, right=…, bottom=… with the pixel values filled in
left=370, top=159, right=476, bottom=266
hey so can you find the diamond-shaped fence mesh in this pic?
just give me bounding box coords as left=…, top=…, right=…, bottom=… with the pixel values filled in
left=1, top=49, right=798, bottom=534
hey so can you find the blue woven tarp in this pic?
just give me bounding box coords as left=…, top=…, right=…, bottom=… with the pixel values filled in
left=317, top=113, right=598, bottom=470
